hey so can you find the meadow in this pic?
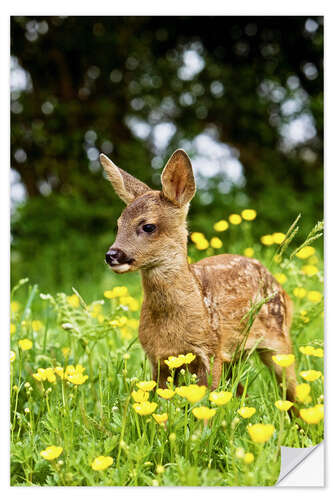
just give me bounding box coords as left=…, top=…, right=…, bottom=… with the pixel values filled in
left=10, top=211, right=324, bottom=486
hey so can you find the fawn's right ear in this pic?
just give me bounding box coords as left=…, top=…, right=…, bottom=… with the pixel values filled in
left=161, top=149, right=196, bottom=207
left=100, top=153, right=150, bottom=205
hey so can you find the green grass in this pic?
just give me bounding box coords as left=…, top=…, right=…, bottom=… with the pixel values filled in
left=10, top=217, right=324, bottom=486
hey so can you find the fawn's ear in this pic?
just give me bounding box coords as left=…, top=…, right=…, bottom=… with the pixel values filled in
left=100, top=153, right=150, bottom=205
left=161, top=149, right=196, bottom=207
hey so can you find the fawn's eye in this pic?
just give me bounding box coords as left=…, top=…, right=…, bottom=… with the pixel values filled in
left=142, top=224, right=156, bottom=233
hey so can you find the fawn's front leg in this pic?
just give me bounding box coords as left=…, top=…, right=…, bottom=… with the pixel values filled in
left=151, top=362, right=169, bottom=388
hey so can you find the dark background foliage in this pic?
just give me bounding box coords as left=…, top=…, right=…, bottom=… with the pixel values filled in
left=10, top=16, right=323, bottom=295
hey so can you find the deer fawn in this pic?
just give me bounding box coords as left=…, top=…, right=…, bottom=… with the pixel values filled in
left=100, top=149, right=297, bottom=401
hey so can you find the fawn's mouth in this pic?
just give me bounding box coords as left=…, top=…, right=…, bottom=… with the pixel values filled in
left=110, top=263, right=132, bottom=273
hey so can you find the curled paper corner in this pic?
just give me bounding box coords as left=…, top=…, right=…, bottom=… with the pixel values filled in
left=276, top=442, right=324, bottom=486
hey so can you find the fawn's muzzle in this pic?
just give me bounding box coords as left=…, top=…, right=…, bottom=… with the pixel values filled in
left=105, top=248, right=133, bottom=267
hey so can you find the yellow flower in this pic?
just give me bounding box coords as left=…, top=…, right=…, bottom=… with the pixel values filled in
left=127, top=318, right=139, bottom=330
left=247, top=424, right=275, bottom=443
left=209, top=391, right=233, bottom=406
left=299, top=346, right=323, bottom=358
left=300, top=370, right=322, bottom=382
left=89, top=302, right=102, bottom=317
left=243, top=452, right=254, bottom=464
left=91, top=455, right=114, bottom=471
left=62, top=347, right=70, bottom=357
left=104, top=286, right=128, bottom=299
left=152, top=413, right=168, bottom=425
left=67, top=294, right=80, bottom=308
left=272, top=233, right=285, bottom=245
left=54, top=366, right=64, bottom=378
left=133, top=401, right=157, bottom=416
left=274, top=273, right=287, bottom=285
left=261, top=235, right=274, bottom=246
left=165, top=356, right=185, bottom=369
left=296, top=246, right=316, bottom=260
left=307, top=291, right=322, bottom=303
left=191, top=232, right=205, bottom=243
left=119, top=296, right=140, bottom=311
left=32, top=320, right=43, bottom=331
left=241, top=209, right=257, bottom=221
left=40, top=445, right=63, bottom=461
left=237, top=407, right=256, bottom=419
left=66, top=373, right=88, bottom=385
left=110, top=316, right=127, bottom=327
left=210, top=237, right=223, bottom=249
left=229, top=214, right=242, bottom=225
left=10, top=323, right=16, bottom=335
left=213, top=220, right=229, bottom=232
left=302, top=265, right=318, bottom=277
left=11, top=301, right=20, bottom=313
left=272, top=354, right=295, bottom=367
left=293, top=287, right=307, bottom=298
left=18, top=338, right=33, bottom=351
left=10, top=350, right=16, bottom=362
left=184, top=353, right=196, bottom=364
left=295, top=383, right=311, bottom=403
left=195, top=238, right=209, bottom=250
left=131, top=389, right=149, bottom=403
left=136, top=380, right=157, bottom=392
left=300, top=404, right=324, bottom=424
left=44, top=367, right=56, bottom=383
left=244, top=248, right=254, bottom=258
left=274, top=400, right=293, bottom=411
left=176, top=384, right=206, bottom=404
left=192, top=406, right=216, bottom=420
left=157, top=388, right=175, bottom=400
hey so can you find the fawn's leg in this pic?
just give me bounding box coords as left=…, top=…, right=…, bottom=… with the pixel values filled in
left=151, top=362, right=169, bottom=388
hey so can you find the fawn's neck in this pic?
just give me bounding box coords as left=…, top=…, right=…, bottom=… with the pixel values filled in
left=140, top=255, right=203, bottom=314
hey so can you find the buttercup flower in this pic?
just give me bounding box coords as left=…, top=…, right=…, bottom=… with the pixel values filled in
left=261, top=235, right=274, bottom=246
left=209, top=391, right=233, bottom=406
left=18, top=339, right=33, bottom=351
left=136, top=380, right=156, bottom=392
left=296, top=246, right=316, bottom=260
left=165, top=356, right=185, bottom=369
left=110, top=316, right=127, bottom=327
left=40, top=445, right=63, bottom=461
left=302, top=265, right=318, bottom=277
left=133, top=401, right=157, bottom=416
left=300, top=370, right=322, bottom=382
left=32, top=320, right=43, bottom=331
left=10, top=350, right=16, bottom=362
left=243, top=452, right=254, bottom=464
left=210, top=237, right=223, bottom=249
left=195, top=238, right=209, bottom=250
left=247, top=424, right=275, bottom=443
left=229, top=214, right=242, bottom=225
left=307, top=291, right=322, bottom=303
left=152, top=413, right=168, bottom=425
left=119, top=296, right=139, bottom=311
left=274, top=273, right=287, bottom=284
left=244, top=248, right=254, bottom=258
left=192, top=406, right=216, bottom=420
left=11, top=301, right=20, bottom=313
left=274, top=400, right=293, bottom=411
left=67, top=294, right=80, bottom=307
left=131, top=389, right=149, bottom=403
left=157, top=388, right=175, bottom=400
left=272, top=232, right=285, bottom=244
left=184, top=353, right=196, bottom=364
left=299, top=346, right=323, bottom=358
left=91, top=455, right=114, bottom=471
left=10, top=323, right=16, bottom=335
left=104, top=286, right=128, bottom=299
left=293, top=287, right=307, bottom=298
left=213, top=220, right=229, bottom=232
left=66, top=373, right=88, bottom=385
left=295, top=384, right=311, bottom=403
left=237, top=407, right=256, bottom=419
left=272, top=354, right=295, bottom=367
left=176, top=384, right=206, bottom=404
left=241, top=209, right=257, bottom=221
left=190, top=232, right=205, bottom=243
left=300, top=404, right=324, bottom=424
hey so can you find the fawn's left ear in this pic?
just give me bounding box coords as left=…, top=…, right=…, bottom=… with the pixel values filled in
left=161, top=149, right=196, bottom=207
left=100, top=153, right=150, bottom=205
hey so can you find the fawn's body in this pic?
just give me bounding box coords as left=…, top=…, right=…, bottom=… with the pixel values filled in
left=100, top=149, right=296, bottom=400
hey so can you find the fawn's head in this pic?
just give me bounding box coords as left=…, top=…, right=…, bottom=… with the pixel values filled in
left=100, top=150, right=196, bottom=273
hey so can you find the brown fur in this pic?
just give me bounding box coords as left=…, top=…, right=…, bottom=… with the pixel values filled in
left=100, top=150, right=297, bottom=399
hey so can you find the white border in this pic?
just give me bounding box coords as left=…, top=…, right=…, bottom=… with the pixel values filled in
left=1, top=2, right=332, bottom=499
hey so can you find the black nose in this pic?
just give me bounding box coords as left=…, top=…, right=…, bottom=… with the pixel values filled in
left=105, top=248, right=129, bottom=266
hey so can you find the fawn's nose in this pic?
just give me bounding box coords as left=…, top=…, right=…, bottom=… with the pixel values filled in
left=105, top=248, right=129, bottom=266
